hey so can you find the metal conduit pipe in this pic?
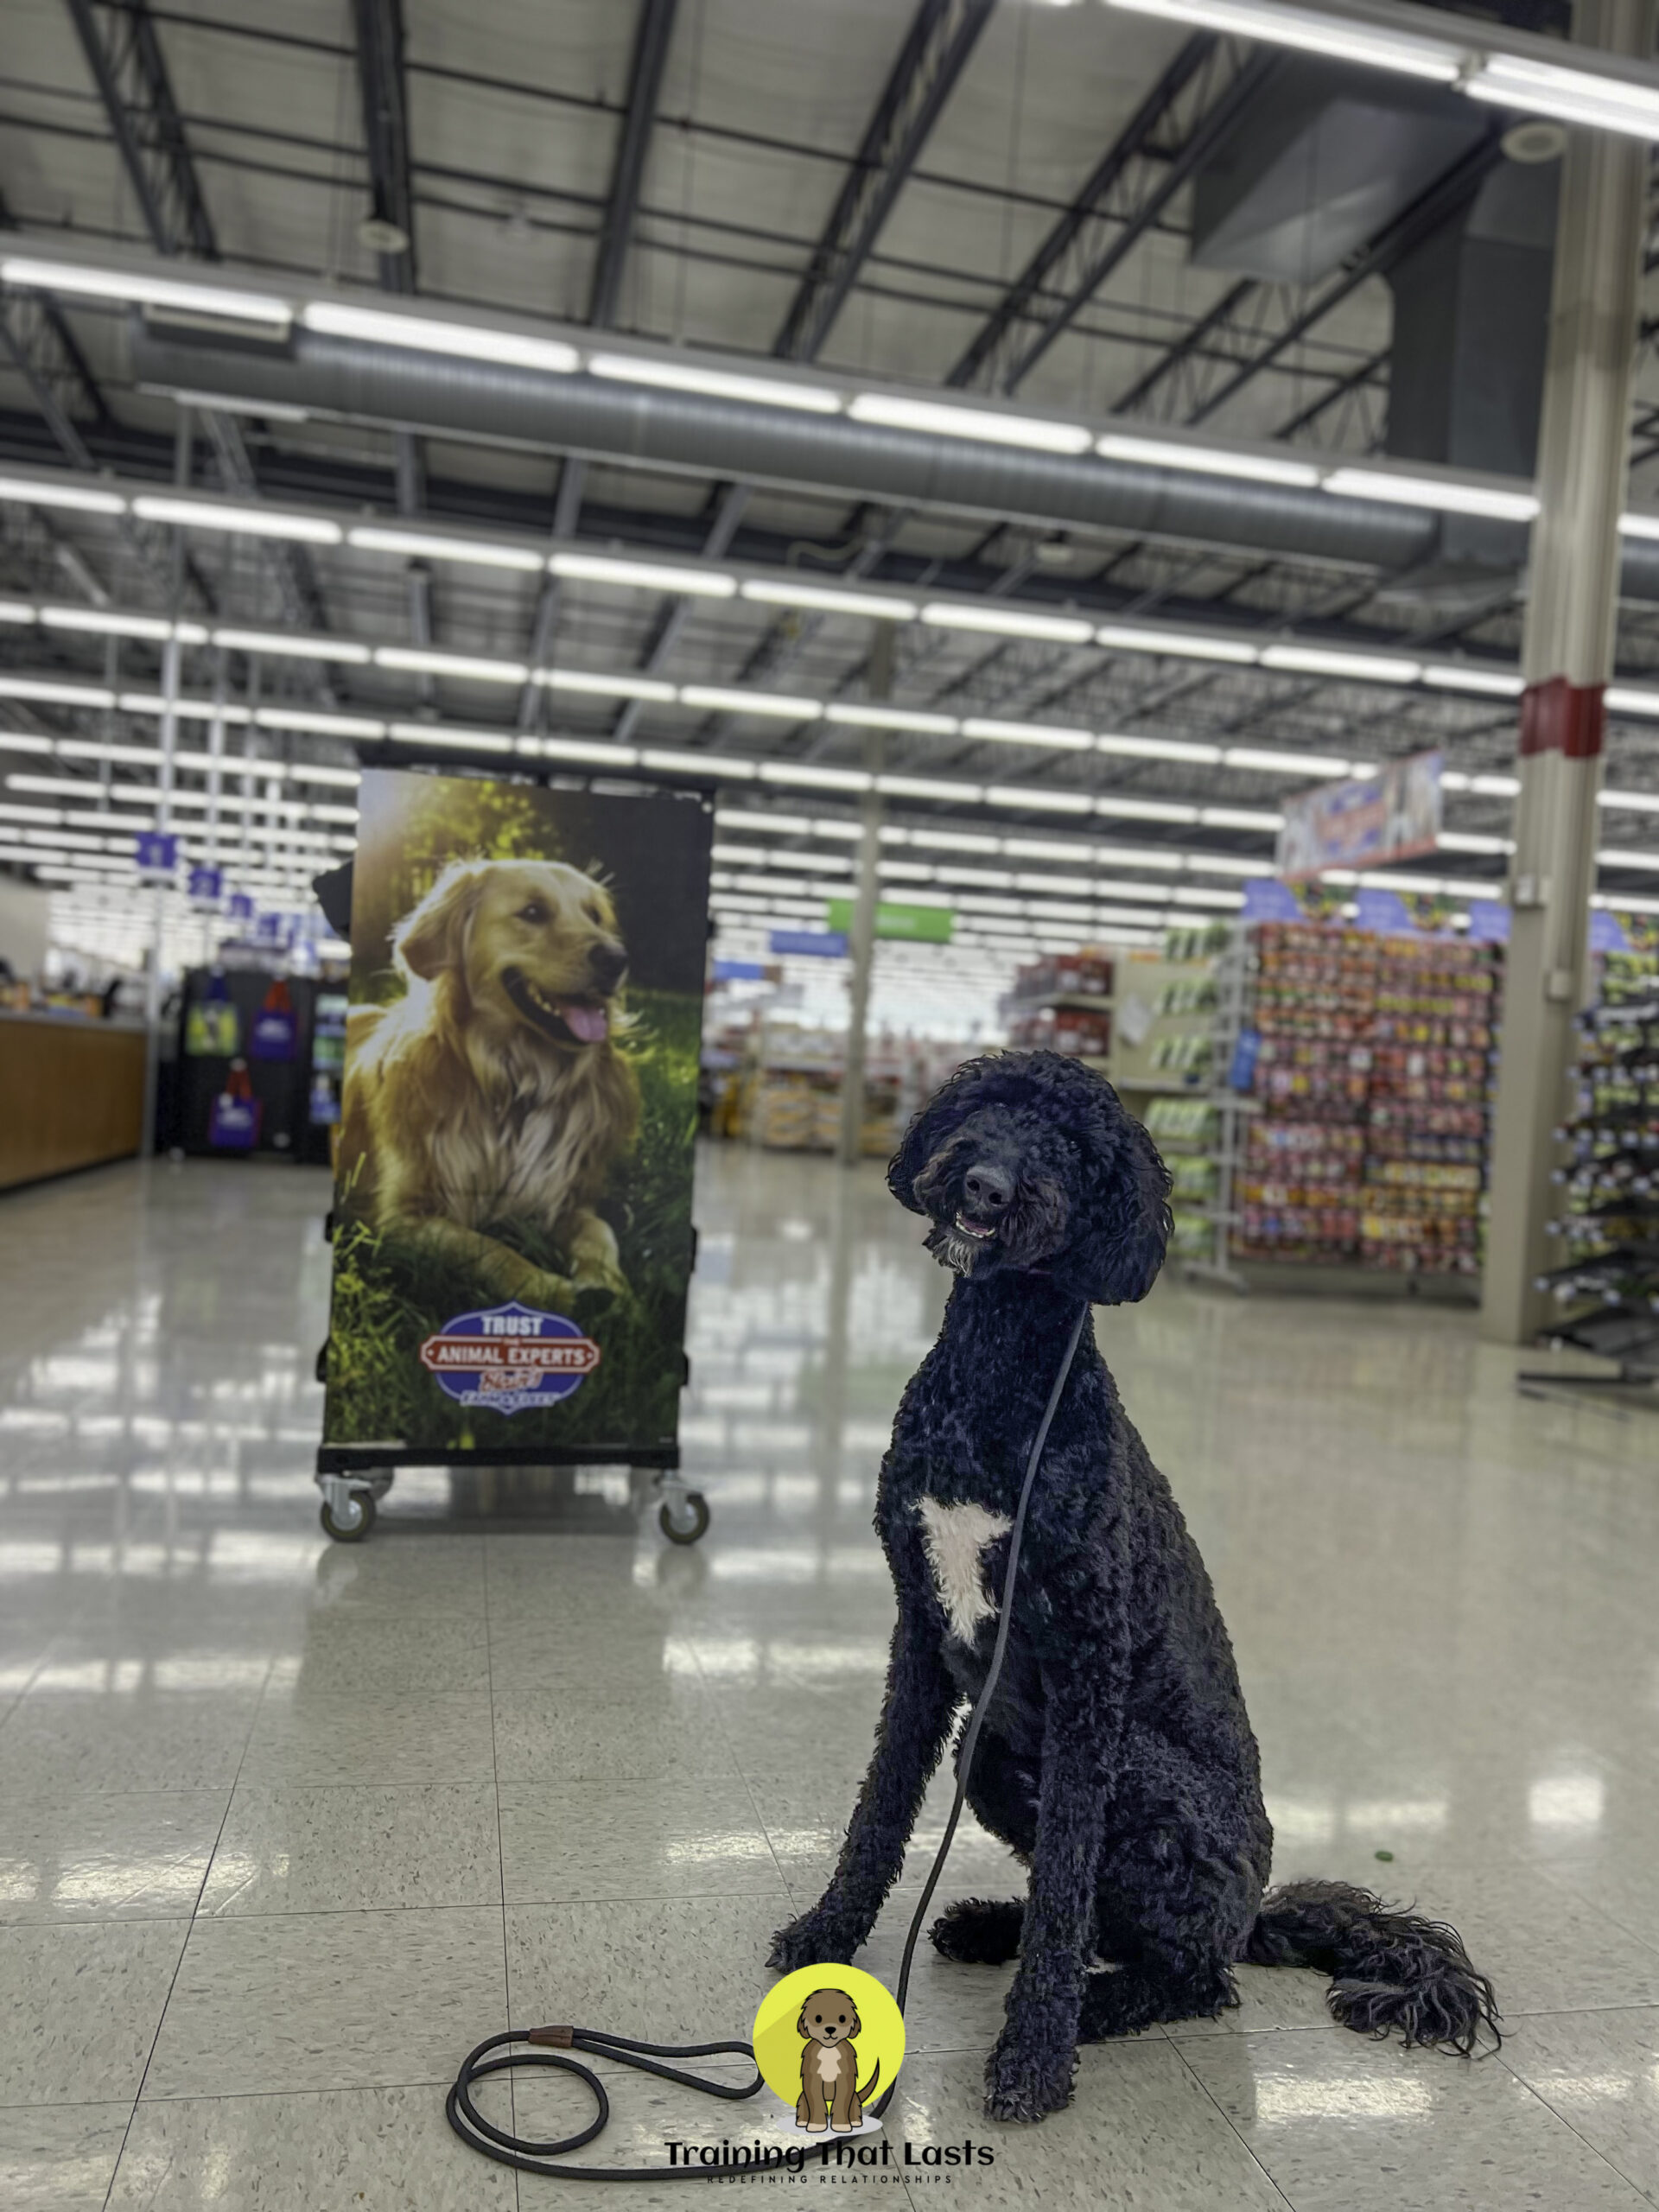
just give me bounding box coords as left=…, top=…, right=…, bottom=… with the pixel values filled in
left=131, top=323, right=1444, bottom=574
left=128, top=323, right=1659, bottom=601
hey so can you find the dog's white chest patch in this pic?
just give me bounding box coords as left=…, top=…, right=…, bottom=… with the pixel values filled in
left=814, top=2047, right=840, bottom=2085
left=916, top=1497, right=1013, bottom=1643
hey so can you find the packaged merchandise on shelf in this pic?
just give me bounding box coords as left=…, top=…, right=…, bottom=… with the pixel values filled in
left=1144, top=1096, right=1218, bottom=1262
left=1006, top=1001, right=1112, bottom=1058
left=1230, top=921, right=1503, bottom=1276
left=1007, top=951, right=1114, bottom=1004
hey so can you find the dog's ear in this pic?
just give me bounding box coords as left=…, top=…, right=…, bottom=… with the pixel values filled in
left=796, top=2007, right=809, bottom=2038
left=1077, top=1096, right=1172, bottom=1305
left=394, top=860, right=489, bottom=981
left=888, top=1055, right=997, bottom=1214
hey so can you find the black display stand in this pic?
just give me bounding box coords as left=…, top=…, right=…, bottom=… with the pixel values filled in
left=172, top=968, right=327, bottom=1159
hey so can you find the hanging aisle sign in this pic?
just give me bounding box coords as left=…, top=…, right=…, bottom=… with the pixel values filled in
left=1277, top=750, right=1443, bottom=877
left=824, top=898, right=952, bottom=944
left=136, top=830, right=181, bottom=880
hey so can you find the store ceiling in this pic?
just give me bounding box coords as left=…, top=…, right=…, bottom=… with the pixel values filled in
left=4, top=0, right=1659, bottom=927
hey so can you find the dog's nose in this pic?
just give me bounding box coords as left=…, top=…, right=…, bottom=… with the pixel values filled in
left=963, top=1162, right=1014, bottom=1213
left=588, top=939, right=628, bottom=992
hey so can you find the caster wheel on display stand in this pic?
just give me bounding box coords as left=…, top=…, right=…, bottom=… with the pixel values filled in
left=321, top=1489, right=375, bottom=1542
left=658, top=1491, right=709, bottom=1545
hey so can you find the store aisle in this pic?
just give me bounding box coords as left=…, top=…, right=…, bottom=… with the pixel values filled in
left=2, top=1148, right=1658, bottom=2209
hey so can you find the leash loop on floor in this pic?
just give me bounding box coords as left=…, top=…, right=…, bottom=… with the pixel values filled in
left=446, top=1301, right=1090, bottom=2174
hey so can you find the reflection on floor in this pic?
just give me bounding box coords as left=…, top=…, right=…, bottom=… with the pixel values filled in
left=3, top=1146, right=1659, bottom=2209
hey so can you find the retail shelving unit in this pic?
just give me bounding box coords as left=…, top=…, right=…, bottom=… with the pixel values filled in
left=1192, top=918, right=1503, bottom=1298
left=1002, top=952, right=1115, bottom=1068
left=1526, top=957, right=1659, bottom=1398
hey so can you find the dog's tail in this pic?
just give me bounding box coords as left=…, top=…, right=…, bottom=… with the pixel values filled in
left=858, top=2060, right=880, bottom=2103
left=1244, top=1880, right=1499, bottom=2055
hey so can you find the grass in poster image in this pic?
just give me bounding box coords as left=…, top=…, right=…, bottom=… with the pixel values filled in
left=326, top=986, right=700, bottom=1449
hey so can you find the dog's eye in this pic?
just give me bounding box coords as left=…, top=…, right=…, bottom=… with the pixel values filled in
left=517, top=901, right=548, bottom=925
left=838, top=2015, right=846, bottom=2023
left=813, top=2014, right=822, bottom=2023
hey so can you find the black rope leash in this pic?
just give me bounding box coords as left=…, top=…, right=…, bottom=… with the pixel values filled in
left=445, top=1302, right=1090, bottom=2180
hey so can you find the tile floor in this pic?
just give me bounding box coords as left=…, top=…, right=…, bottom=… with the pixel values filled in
left=2, top=1147, right=1658, bottom=2209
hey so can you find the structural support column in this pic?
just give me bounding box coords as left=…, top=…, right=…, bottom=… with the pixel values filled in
left=836, top=626, right=894, bottom=1169
left=1482, top=0, right=1653, bottom=1344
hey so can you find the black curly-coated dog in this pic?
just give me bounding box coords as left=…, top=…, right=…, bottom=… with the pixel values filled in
left=769, top=1051, right=1497, bottom=2123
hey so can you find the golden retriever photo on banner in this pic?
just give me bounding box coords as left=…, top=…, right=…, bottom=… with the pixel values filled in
left=322, top=769, right=712, bottom=1456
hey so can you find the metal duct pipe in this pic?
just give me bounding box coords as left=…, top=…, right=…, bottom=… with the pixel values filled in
left=131, top=323, right=1443, bottom=574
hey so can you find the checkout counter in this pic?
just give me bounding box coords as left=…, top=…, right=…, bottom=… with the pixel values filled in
left=0, top=1007, right=148, bottom=1191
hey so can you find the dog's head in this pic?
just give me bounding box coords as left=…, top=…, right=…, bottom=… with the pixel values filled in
left=797, top=1990, right=861, bottom=2048
left=393, top=857, right=627, bottom=1051
left=889, top=1050, right=1171, bottom=1305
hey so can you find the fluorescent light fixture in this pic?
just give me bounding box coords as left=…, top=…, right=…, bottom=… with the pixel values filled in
left=0, top=600, right=31, bottom=622
left=1096, top=432, right=1320, bottom=487
left=759, top=762, right=872, bottom=791
left=1596, top=849, right=1659, bottom=869
left=849, top=393, right=1091, bottom=454
left=716, top=810, right=815, bottom=835
left=962, top=717, right=1094, bottom=752
left=1096, top=797, right=1200, bottom=823
left=0, top=473, right=125, bottom=515
left=740, top=579, right=915, bottom=620
left=1225, top=745, right=1351, bottom=776
left=375, top=646, right=527, bottom=683
left=117, top=692, right=250, bottom=723
left=289, top=765, right=364, bottom=787
left=41, top=607, right=174, bottom=641
left=550, top=553, right=736, bottom=596
left=302, top=299, right=578, bottom=373
left=131, top=496, right=342, bottom=543
left=906, top=830, right=1000, bottom=853
left=642, top=748, right=756, bottom=779
left=1101, top=0, right=1460, bottom=81
left=1096, top=732, right=1223, bottom=765
left=1323, top=467, right=1538, bottom=523
left=825, top=703, right=958, bottom=734
left=213, top=627, right=371, bottom=664
left=1096, top=623, right=1257, bottom=664
left=0, top=675, right=115, bottom=707
left=386, top=721, right=514, bottom=754
left=0, top=733, right=53, bottom=754
left=1599, top=789, right=1659, bottom=811
left=1467, top=54, right=1659, bottom=139
left=523, top=734, right=639, bottom=766
left=540, top=668, right=676, bottom=702
left=1173, top=885, right=1246, bottom=907
left=1422, top=664, right=1523, bottom=696
left=1620, top=513, right=1659, bottom=540
left=679, top=685, right=820, bottom=719
left=346, top=526, right=541, bottom=571
left=879, top=775, right=982, bottom=802
left=985, top=785, right=1095, bottom=814
left=0, top=802, right=65, bottom=822
left=587, top=352, right=841, bottom=413
left=157, top=386, right=310, bottom=423
left=1439, top=831, right=1514, bottom=855
left=254, top=706, right=385, bottom=737
left=1185, top=855, right=1274, bottom=877
left=921, top=602, right=1094, bottom=644
left=1259, top=645, right=1421, bottom=684
left=1607, top=688, right=1659, bottom=718
left=1471, top=772, right=1521, bottom=798
left=1201, top=806, right=1284, bottom=830
left=0, top=255, right=291, bottom=325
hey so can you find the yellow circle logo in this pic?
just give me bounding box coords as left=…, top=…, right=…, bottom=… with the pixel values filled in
left=752, top=1964, right=906, bottom=2133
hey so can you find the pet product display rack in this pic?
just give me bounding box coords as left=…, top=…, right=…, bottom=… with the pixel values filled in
left=1524, top=961, right=1659, bottom=1403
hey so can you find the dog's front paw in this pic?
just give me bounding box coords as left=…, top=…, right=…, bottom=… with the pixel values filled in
left=982, top=2029, right=1077, bottom=2125
left=768, top=1903, right=864, bottom=1974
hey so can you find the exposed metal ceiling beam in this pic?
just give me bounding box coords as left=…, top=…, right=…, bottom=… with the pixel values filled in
left=60, top=0, right=326, bottom=632
left=590, top=0, right=680, bottom=328
left=519, top=0, right=680, bottom=726
left=947, top=38, right=1274, bottom=397
left=774, top=0, right=995, bottom=363
left=350, top=0, right=418, bottom=293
